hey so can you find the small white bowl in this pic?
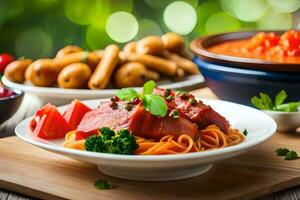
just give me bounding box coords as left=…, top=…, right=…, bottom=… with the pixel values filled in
left=263, top=110, right=300, bottom=132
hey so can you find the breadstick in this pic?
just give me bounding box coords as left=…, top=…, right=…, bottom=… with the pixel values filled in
left=53, top=51, right=100, bottom=71
left=163, top=51, right=199, bottom=75
left=126, top=53, right=177, bottom=77
left=88, top=44, right=120, bottom=89
left=56, top=45, right=83, bottom=58
left=123, top=41, right=137, bottom=55
left=136, top=36, right=164, bottom=55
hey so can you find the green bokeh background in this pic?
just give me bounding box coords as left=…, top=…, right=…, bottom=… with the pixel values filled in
left=0, top=0, right=299, bottom=59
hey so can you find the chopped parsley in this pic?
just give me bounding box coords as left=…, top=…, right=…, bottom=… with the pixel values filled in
left=94, top=179, right=115, bottom=190
left=242, top=129, right=248, bottom=136
left=275, top=148, right=299, bottom=160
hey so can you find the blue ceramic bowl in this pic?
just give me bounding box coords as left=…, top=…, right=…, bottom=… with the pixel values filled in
left=193, top=57, right=300, bottom=106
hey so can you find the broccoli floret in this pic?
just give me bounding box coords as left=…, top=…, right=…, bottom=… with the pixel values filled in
left=84, top=127, right=138, bottom=155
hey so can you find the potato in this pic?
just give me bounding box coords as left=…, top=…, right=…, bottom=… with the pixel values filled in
left=161, top=32, right=184, bottom=54
left=113, top=62, right=159, bottom=88
left=56, top=45, right=83, bottom=58
left=25, top=59, right=58, bottom=87
left=57, top=63, right=91, bottom=89
left=4, top=59, right=33, bottom=83
left=136, top=36, right=164, bottom=55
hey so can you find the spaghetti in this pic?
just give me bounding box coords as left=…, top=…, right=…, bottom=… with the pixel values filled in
left=63, top=125, right=245, bottom=155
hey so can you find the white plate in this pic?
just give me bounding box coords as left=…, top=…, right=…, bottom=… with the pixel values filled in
left=15, top=99, right=276, bottom=181
left=2, top=75, right=204, bottom=105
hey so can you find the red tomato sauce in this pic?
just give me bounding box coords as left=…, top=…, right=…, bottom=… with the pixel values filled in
left=208, top=30, right=300, bottom=64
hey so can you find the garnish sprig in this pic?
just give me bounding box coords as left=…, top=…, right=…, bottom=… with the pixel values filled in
left=251, top=90, right=299, bottom=112
left=116, top=80, right=168, bottom=117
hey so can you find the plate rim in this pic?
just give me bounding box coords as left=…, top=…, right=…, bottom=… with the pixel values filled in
left=2, top=75, right=204, bottom=96
left=15, top=98, right=277, bottom=162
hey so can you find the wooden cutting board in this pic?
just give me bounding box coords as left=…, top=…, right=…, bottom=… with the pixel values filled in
left=0, top=88, right=300, bottom=200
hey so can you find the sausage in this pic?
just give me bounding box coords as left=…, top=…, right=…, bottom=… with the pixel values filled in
left=123, top=41, right=137, bottom=55
left=56, top=45, right=83, bottom=58
left=161, top=32, right=185, bottom=54
left=57, top=63, right=91, bottom=89
left=88, top=44, right=120, bottom=89
left=53, top=51, right=100, bottom=71
left=113, top=62, right=159, bottom=88
left=4, top=59, right=33, bottom=83
left=163, top=51, right=199, bottom=75
left=136, top=36, right=165, bottom=55
left=25, top=59, right=58, bottom=87
left=126, top=53, right=178, bottom=77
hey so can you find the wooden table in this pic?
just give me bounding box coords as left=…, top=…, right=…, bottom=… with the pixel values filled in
left=0, top=88, right=299, bottom=200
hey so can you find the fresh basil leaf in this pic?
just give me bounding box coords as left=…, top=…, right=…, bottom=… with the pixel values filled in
left=276, top=102, right=299, bottom=112
left=94, top=180, right=115, bottom=190
left=285, top=151, right=298, bottom=160
left=116, top=88, right=139, bottom=101
left=259, top=93, right=272, bottom=109
left=275, top=90, right=287, bottom=107
left=142, top=94, right=168, bottom=117
left=143, top=80, right=156, bottom=96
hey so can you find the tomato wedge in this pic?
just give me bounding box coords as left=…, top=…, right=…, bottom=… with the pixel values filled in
left=63, top=99, right=92, bottom=130
left=30, top=104, right=72, bottom=139
left=75, top=130, right=98, bottom=141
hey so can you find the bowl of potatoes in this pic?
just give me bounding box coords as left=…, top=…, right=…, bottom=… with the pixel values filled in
left=3, top=32, right=204, bottom=105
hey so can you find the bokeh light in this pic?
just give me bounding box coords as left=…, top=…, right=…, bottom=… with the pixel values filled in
left=106, top=11, right=139, bottom=43
left=221, top=0, right=268, bottom=22
left=109, top=0, right=133, bottom=12
left=194, top=0, right=222, bottom=36
left=15, top=28, right=52, bottom=59
left=65, top=0, right=100, bottom=25
left=257, top=9, right=292, bottom=30
left=205, top=12, right=241, bottom=34
left=86, top=22, right=114, bottom=50
left=136, top=19, right=163, bottom=39
left=267, top=0, right=300, bottom=13
left=163, top=1, right=197, bottom=35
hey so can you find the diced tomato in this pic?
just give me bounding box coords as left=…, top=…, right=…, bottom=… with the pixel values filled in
left=75, top=130, right=98, bottom=141
left=29, top=104, right=72, bottom=139
left=29, top=104, right=53, bottom=132
left=63, top=99, right=92, bottom=130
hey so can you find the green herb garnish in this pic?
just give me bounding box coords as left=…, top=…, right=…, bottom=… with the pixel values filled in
left=242, top=129, right=248, bottom=136
left=116, top=80, right=168, bottom=117
left=85, top=128, right=138, bottom=155
left=251, top=90, right=299, bottom=112
left=94, top=179, right=115, bottom=190
left=285, top=151, right=299, bottom=160
left=275, top=148, right=299, bottom=160
left=275, top=148, right=290, bottom=156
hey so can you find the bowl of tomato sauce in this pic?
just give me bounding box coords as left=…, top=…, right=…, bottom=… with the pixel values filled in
left=0, top=84, right=24, bottom=124
left=190, top=30, right=300, bottom=105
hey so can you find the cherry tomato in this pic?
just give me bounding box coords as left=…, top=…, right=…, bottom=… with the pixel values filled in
left=0, top=53, right=14, bottom=74
left=0, top=85, right=15, bottom=98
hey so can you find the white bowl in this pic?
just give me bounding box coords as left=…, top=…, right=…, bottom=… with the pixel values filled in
left=2, top=75, right=204, bottom=105
left=264, top=110, right=300, bottom=132
left=15, top=99, right=276, bottom=181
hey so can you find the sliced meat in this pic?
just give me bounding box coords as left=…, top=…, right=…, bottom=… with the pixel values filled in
left=77, top=101, right=198, bottom=141
left=77, top=101, right=134, bottom=133
left=129, top=105, right=198, bottom=140
left=174, top=95, right=230, bottom=134
left=154, top=88, right=230, bottom=133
